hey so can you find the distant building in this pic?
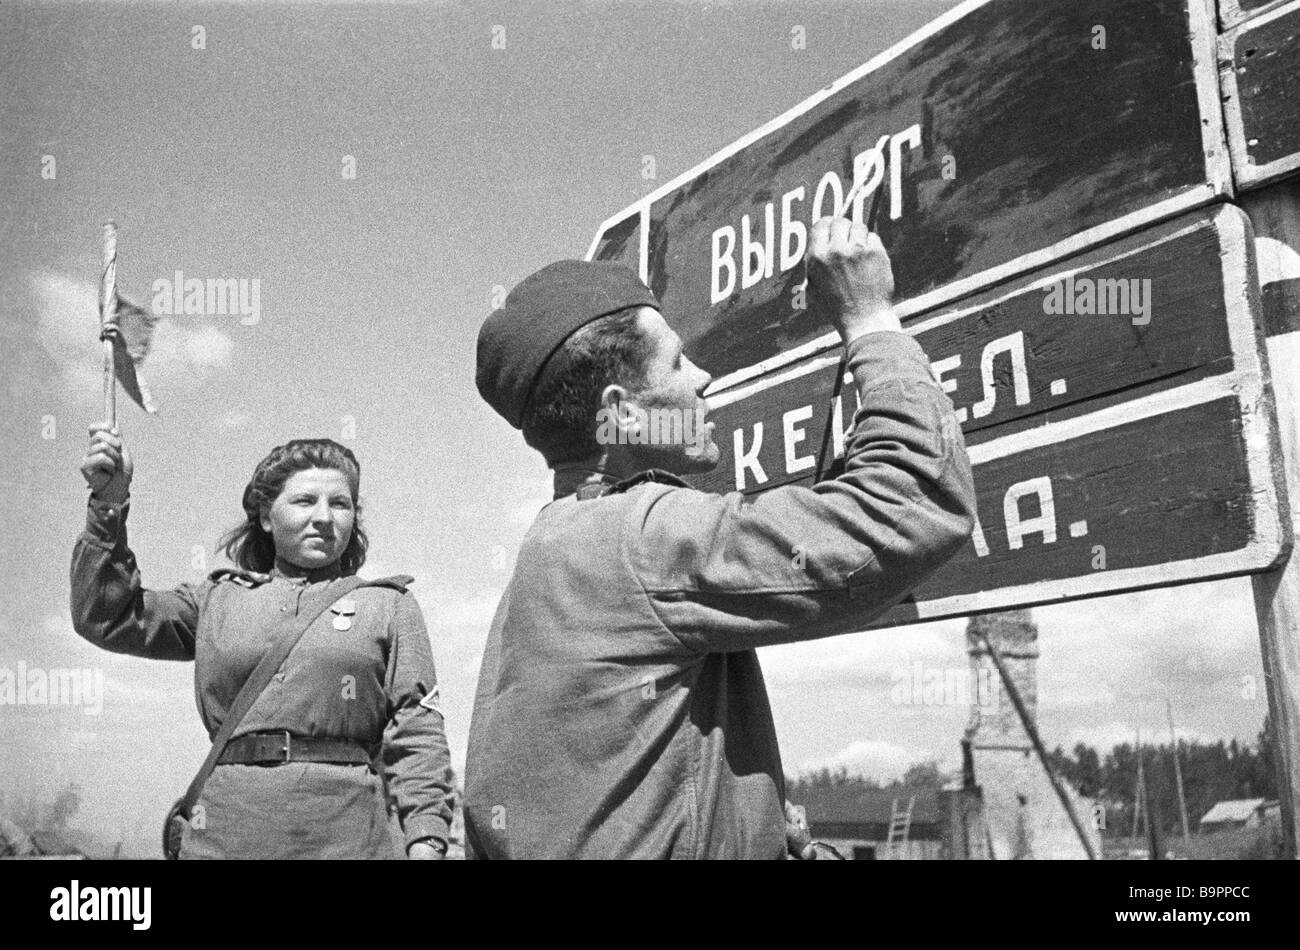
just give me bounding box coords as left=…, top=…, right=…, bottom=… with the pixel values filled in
left=789, top=786, right=944, bottom=860
left=1198, top=798, right=1277, bottom=834
left=1185, top=799, right=1283, bottom=859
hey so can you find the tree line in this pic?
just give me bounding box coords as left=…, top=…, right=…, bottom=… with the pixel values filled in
left=1046, top=717, right=1276, bottom=837
left=787, top=717, right=1276, bottom=839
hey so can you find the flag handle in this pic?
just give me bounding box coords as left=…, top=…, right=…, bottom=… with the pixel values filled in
left=100, top=222, right=118, bottom=430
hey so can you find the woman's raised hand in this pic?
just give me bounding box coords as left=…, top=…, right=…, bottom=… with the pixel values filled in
left=80, top=422, right=133, bottom=505
left=407, top=840, right=445, bottom=860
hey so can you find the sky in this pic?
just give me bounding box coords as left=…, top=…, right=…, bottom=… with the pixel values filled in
left=0, top=0, right=1274, bottom=857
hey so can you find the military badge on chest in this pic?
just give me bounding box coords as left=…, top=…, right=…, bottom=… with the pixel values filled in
left=330, top=597, right=357, bottom=631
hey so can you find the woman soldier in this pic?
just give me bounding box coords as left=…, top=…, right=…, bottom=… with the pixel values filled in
left=71, top=423, right=453, bottom=859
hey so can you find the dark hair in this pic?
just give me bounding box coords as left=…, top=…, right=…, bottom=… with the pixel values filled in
left=521, top=307, right=652, bottom=465
left=218, top=439, right=368, bottom=574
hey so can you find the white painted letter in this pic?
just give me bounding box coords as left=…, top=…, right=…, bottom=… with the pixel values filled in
left=780, top=187, right=807, bottom=272
left=850, top=135, right=890, bottom=223
left=711, top=226, right=736, bottom=304
left=734, top=423, right=768, bottom=490
left=740, top=210, right=770, bottom=289
left=889, top=124, right=922, bottom=220
left=931, top=354, right=968, bottom=424
left=811, top=170, right=844, bottom=221
left=1004, top=476, right=1057, bottom=550
left=971, top=331, right=1030, bottom=420
left=782, top=405, right=815, bottom=474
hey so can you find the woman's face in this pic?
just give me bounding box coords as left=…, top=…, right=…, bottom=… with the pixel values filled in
left=259, top=467, right=356, bottom=570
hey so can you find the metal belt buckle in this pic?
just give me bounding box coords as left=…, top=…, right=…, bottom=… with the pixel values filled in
left=276, top=730, right=292, bottom=762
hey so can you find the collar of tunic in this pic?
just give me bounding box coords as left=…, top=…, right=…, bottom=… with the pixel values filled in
left=270, top=560, right=345, bottom=586
left=552, top=466, right=690, bottom=501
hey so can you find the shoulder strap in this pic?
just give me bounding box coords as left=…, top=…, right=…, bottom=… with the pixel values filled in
left=177, top=574, right=376, bottom=818
left=609, top=469, right=690, bottom=494
left=208, top=567, right=271, bottom=587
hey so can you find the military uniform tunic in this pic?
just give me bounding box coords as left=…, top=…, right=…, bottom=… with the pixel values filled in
left=464, top=331, right=977, bottom=859
left=71, top=499, right=453, bottom=858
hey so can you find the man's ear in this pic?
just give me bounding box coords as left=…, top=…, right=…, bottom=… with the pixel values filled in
left=599, top=384, right=642, bottom=437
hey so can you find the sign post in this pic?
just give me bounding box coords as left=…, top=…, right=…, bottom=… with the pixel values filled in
left=1242, top=179, right=1300, bottom=859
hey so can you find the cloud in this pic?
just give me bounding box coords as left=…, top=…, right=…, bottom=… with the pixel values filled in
left=794, top=738, right=927, bottom=784
left=184, top=325, right=234, bottom=368
left=419, top=588, right=501, bottom=642
left=213, top=411, right=253, bottom=431
left=1038, top=677, right=1117, bottom=709
left=763, top=579, right=1266, bottom=785
left=1061, top=719, right=1221, bottom=754
left=27, top=269, right=234, bottom=407
left=760, top=618, right=965, bottom=686
left=138, top=314, right=233, bottom=382
left=1031, top=579, right=1260, bottom=706
left=29, top=270, right=101, bottom=403
left=508, top=495, right=549, bottom=526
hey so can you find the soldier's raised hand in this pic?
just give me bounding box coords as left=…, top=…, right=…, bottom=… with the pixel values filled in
left=81, top=422, right=133, bottom=505
left=407, top=840, right=445, bottom=860
left=805, top=217, right=901, bottom=344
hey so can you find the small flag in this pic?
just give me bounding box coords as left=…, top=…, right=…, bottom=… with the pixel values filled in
left=110, top=293, right=160, bottom=414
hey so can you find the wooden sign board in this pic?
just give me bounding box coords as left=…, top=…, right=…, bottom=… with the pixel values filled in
left=1220, top=0, right=1294, bottom=30
left=1220, top=0, right=1300, bottom=190
left=690, top=205, right=1287, bottom=627
left=589, top=0, right=1229, bottom=390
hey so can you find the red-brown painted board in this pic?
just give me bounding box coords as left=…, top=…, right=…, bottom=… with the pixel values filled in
left=1222, top=0, right=1300, bottom=189
left=694, top=207, right=1238, bottom=496
left=634, top=0, right=1222, bottom=380
left=1220, top=0, right=1293, bottom=30
left=682, top=204, right=1283, bottom=623
left=592, top=211, right=640, bottom=270
left=875, top=396, right=1259, bottom=626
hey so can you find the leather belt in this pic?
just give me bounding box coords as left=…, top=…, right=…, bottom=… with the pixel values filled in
left=217, top=731, right=372, bottom=766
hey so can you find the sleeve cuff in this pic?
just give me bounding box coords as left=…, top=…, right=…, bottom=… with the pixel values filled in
left=84, top=496, right=129, bottom=546
left=404, top=817, right=451, bottom=849
left=845, top=330, right=937, bottom=391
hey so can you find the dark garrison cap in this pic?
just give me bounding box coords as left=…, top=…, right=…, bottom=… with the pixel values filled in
left=476, top=259, right=660, bottom=429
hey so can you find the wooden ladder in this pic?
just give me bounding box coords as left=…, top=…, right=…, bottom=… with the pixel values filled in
left=885, top=795, right=915, bottom=860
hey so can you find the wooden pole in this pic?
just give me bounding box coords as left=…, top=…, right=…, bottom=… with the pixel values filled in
left=1144, top=749, right=1163, bottom=861
left=1130, top=728, right=1144, bottom=848
left=1167, top=698, right=1192, bottom=845
left=1240, top=180, right=1300, bottom=860
left=100, top=221, right=118, bottom=430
